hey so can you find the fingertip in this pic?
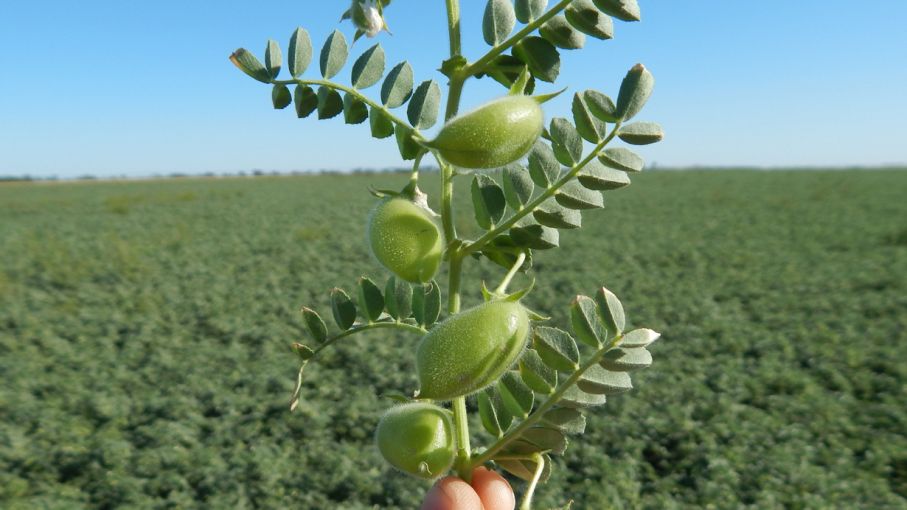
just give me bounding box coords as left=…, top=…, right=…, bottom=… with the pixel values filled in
left=471, top=467, right=516, bottom=510
left=422, top=476, right=483, bottom=510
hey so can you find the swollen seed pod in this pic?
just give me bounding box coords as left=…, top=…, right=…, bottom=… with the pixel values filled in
left=417, top=300, right=530, bottom=400
left=367, top=197, right=443, bottom=284
left=424, top=96, right=544, bottom=169
left=375, top=402, right=455, bottom=479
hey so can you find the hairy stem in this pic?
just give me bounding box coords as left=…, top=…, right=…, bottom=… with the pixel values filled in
left=494, top=252, right=527, bottom=295
left=520, top=454, right=545, bottom=510
left=471, top=331, right=625, bottom=467
left=444, top=0, right=472, bottom=482
left=462, top=122, right=622, bottom=257
left=312, top=320, right=427, bottom=357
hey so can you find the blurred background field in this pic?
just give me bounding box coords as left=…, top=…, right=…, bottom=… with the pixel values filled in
left=1, top=170, right=906, bottom=509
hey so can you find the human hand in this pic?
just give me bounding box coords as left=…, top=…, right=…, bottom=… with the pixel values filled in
left=421, top=467, right=515, bottom=510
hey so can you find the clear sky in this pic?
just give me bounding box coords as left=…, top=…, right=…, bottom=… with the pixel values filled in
left=1, top=1, right=905, bottom=178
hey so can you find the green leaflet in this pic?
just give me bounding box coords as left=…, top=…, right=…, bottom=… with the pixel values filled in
left=357, top=277, right=385, bottom=322
left=351, top=44, right=386, bottom=89
left=288, top=27, right=313, bottom=78
left=319, top=30, right=349, bottom=79
left=472, top=174, right=507, bottom=230
left=265, top=39, right=282, bottom=79
left=483, top=0, right=516, bottom=46
left=532, top=327, right=579, bottom=372
left=381, top=61, right=414, bottom=109
left=330, top=287, right=356, bottom=330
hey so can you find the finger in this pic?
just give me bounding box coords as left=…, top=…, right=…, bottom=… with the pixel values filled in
left=471, top=467, right=516, bottom=510
left=421, top=476, right=483, bottom=510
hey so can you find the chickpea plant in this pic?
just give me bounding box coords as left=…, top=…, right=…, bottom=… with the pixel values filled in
left=231, top=0, right=664, bottom=507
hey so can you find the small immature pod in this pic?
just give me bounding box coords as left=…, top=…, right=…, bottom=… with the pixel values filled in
left=424, top=95, right=544, bottom=169
left=375, top=402, right=455, bottom=478
left=367, top=197, right=443, bottom=284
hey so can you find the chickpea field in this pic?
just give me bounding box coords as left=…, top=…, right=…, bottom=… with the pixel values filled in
left=1, top=170, right=906, bottom=509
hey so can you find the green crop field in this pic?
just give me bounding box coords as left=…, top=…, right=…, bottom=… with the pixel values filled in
left=1, top=170, right=906, bottom=509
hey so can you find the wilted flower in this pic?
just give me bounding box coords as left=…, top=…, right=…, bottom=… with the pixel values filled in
left=349, top=0, right=390, bottom=39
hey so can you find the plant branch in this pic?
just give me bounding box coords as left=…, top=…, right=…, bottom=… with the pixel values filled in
left=463, top=0, right=575, bottom=78
left=520, top=453, right=545, bottom=510
left=312, top=320, right=427, bottom=357
left=471, top=330, right=625, bottom=467
left=462, top=122, right=623, bottom=257
left=273, top=78, right=421, bottom=139
left=494, top=252, right=527, bottom=295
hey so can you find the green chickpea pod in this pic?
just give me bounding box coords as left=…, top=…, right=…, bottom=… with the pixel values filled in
left=416, top=300, right=531, bottom=400
left=425, top=95, right=545, bottom=169
left=367, top=196, right=443, bottom=284
left=375, top=402, right=456, bottom=479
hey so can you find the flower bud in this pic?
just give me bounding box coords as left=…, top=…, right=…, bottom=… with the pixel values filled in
left=350, top=0, right=389, bottom=38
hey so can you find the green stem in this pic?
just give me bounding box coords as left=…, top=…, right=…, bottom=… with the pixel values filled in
left=444, top=0, right=472, bottom=483
left=406, top=151, right=424, bottom=192
left=519, top=453, right=545, bottom=510
left=494, top=252, right=526, bottom=295
left=312, top=320, right=427, bottom=357
left=463, top=0, right=575, bottom=78
left=462, top=122, right=622, bottom=257
left=470, top=331, right=625, bottom=467
left=273, top=78, right=421, bottom=139
left=452, top=395, right=472, bottom=482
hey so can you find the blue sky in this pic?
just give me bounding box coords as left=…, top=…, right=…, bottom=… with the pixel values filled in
left=1, top=1, right=905, bottom=177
